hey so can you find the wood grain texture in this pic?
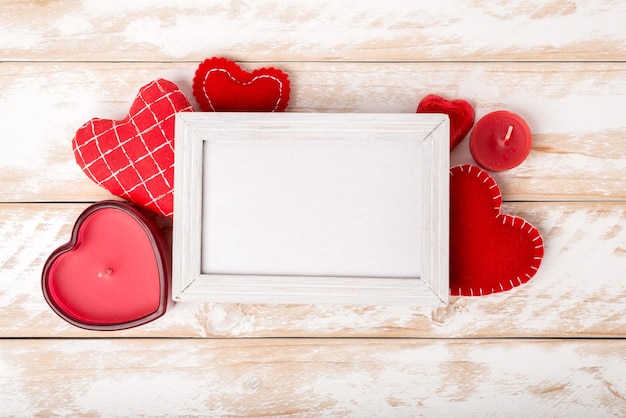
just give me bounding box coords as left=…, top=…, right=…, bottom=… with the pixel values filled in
left=1, top=61, right=625, bottom=203
left=2, top=202, right=624, bottom=338
left=2, top=338, right=625, bottom=417
left=2, top=1, right=626, bottom=413
left=1, top=0, right=625, bottom=62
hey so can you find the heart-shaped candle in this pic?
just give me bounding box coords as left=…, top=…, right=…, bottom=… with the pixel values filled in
left=193, top=57, right=290, bottom=112
left=450, top=164, right=544, bottom=296
left=42, top=201, right=169, bottom=330
left=416, top=94, right=475, bottom=150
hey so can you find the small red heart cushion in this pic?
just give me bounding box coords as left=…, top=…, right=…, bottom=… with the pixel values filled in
left=450, top=164, right=544, bottom=296
left=41, top=201, right=169, bottom=330
left=193, top=57, right=290, bottom=112
left=417, top=94, right=475, bottom=150
left=72, top=79, right=194, bottom=218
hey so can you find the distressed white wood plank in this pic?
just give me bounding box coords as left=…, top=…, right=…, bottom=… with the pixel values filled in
left=0, top=0, right=623, bottom=414
left=1, top=0, right=625, bottom=61
left=2, top=202, right=624, bottom=338
left=1, top=338, right=625, bottom=417
left=1, top=61, right=625, bottom=202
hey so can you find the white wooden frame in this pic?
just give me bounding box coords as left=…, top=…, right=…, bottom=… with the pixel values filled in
left=172, top=113, right=449, bottom=306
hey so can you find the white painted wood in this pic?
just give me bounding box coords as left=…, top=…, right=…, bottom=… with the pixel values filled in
left=3, top=202, right=623, bottom=338
left=173, top=112, right=449, bottom=306
left=1, top=0, right=625, bottom=61
left=2, top=338, right=625, bottom=417
left=1, top=62, right=626, bottom=203
left=2, top=0, right=626, bottom=414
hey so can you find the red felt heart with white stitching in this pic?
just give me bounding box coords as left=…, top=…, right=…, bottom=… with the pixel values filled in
left=193, top=57, right=290, bottom=112
left=72, top=79, right=194, bottom=218
left=450, top=164, right=544, bottom=296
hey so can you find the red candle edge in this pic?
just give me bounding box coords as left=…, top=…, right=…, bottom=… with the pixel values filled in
left=469, top=110, right=532, bottom=172
left=41, top=200, right=170, bottom=331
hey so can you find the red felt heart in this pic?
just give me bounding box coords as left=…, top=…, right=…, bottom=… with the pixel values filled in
left=193, top=57, right=290, bottom=112
left=450, top=164, right=544, bottom=296
left=417, top=94, right=475, bottom=150
left=72, top=79, right=194, bottom=218
left=41, top=201, right=169, bottom=330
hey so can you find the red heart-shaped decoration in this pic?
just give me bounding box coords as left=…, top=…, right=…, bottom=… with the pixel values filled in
left=42, top=201, right=169, bottom=330
left=417, top=94, right=475, bottom=150
left=450, top=164, right=544, bottom=296
left=72, top=79, right=194, bottom=218
left=193, top=57, right=290, bottom=112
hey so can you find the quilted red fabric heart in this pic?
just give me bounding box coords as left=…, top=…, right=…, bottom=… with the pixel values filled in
left=72, top=79, right=194, bottom=217
left=417, top=94, right=475, bottom=150
left=193, top=57, right=290, bottom=112
left=450, top=164, right=544, bottom=296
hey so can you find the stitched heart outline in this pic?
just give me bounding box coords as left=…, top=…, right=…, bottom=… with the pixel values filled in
left=192, top=57, right=290, bottom=112
left=449, top=164, right=544, bottom=296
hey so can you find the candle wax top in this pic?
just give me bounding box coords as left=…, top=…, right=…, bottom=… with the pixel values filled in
left=469, top=110, right=532, bottom=171
left=42, top=202, right=168, bottom=329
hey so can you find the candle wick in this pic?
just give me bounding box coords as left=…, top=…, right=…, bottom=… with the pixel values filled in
left=504, top=125, right=513, bottom=142
left=98, top=268, right=113, bottom=278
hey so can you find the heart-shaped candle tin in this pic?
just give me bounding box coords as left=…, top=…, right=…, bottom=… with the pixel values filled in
left=42, top=201, right=169, bottom=330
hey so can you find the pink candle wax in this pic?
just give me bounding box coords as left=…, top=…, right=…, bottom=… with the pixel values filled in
left=42, top=201, right=168, bottom=330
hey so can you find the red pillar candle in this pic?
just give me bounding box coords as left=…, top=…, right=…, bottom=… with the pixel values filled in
left=41, top=201, right=169, bottom=330
left=469, top=110, right=532, bottom=171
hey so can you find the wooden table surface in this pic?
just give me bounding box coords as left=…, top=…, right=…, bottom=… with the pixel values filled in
left=2, top=1, right=626, bottom=416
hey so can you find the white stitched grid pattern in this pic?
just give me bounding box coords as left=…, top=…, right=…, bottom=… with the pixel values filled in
left=72, top=79, right=193, bottom=217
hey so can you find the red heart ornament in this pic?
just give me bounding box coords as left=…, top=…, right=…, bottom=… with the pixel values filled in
left=450, top=164, right=544, bottom=296
left=417, top=94, right=475, bottom=150
left=42, top=201, right=169, bottom=330
left=193, top=57, right=290, bottom=112
left=72, top=79, right=194, bottom=218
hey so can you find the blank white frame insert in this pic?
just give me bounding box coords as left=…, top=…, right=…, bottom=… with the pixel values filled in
left=172, top=112, right=449, bottom=306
